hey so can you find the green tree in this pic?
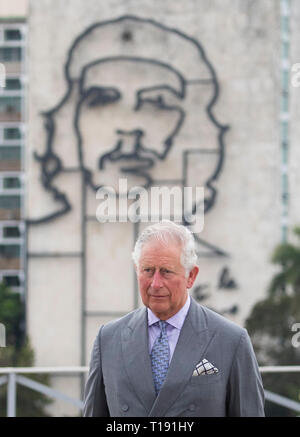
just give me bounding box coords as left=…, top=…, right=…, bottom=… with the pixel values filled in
left=268, top=227, right=300, bottom=297
left=0, top=282, right=52, bottom=417
left=245, top=227, right=300, bottom=416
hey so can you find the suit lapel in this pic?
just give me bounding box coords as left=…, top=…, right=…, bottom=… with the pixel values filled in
left=149, top=298, right=214, bottom=417
left=121, top=307, right=156, bottom=413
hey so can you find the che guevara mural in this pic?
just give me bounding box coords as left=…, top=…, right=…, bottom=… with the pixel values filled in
left=27, top=16, right=240, bottom=369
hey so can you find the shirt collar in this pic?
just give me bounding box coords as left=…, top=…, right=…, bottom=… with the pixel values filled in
left=147, top=294, right=191, bottom=330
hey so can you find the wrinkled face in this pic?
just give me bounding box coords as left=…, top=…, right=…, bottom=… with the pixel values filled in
left=136, top=239, right=199, bottom=320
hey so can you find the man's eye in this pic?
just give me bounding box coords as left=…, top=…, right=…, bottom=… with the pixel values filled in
left=136, top=94, right=166, bottom=110
left=152, top=95, right=165, bottom=105
left=146, top=94, right=165, bottom=106
left=86, top=87, right=121, bottom=107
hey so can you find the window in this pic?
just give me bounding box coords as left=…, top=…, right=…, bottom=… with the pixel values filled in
left=0, top=97, right=21, bottom=114
left=0, top=244, right=20, bottom=258
left=0, top=47, right=21, bottom=62
left=0, top=195, right=21, bottom=209
left=4, top=127, right=21, bottom=140
left=3, top=275, right=20, bottom=286
left=0, top=147, right=21, bottom=161
left=0, top=147, right=21, bottom=170
left=5, top=78, right=21, bottom=90
left=3, top=177, right=21, bottom=189
left=4, top=29, right=22, bottom=41
left=3, top=226, right=20, bottom=238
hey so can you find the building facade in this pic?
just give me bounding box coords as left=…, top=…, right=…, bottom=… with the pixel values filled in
left=0, top=19, right=27, bottom=295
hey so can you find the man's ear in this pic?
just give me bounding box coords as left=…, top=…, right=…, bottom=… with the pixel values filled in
left=187, top=266, right=199, bottom=289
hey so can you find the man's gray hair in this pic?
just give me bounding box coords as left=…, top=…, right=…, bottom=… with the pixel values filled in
left=132, top=220, right=198, bottom=275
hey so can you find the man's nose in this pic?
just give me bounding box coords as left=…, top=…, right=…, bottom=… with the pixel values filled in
left=116, top=129, right=143, bottom=155
left=151, top=270, right=163, bottom=289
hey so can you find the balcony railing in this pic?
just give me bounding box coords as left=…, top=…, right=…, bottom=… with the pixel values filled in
left=0, top=366, right=299, bottom=417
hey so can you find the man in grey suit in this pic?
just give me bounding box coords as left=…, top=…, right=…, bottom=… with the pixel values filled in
left=83, top=221, right=265, bottom=417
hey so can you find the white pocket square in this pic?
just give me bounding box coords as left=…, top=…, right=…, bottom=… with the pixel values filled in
left=192, top=358, right=219, bottom=376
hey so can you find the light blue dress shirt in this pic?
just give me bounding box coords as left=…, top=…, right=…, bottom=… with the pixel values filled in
left=147, top=294, right=191, bottom=364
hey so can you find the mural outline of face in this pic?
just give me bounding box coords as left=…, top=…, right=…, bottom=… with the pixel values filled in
left=31, top=15, right=229, bottom=227
left=75, top=57, right=186, bottom=194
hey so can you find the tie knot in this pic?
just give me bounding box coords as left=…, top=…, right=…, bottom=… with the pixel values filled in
left=158, top=320, right=167, bottom=332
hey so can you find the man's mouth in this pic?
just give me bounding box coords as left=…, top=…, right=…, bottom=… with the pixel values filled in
left=119, top=158, right=153, bottom=173
left=98, top=129, right=159, bottom=173
left=149, top=295, right=168, bottom=299
left=100, top=152, right=155, bottom=172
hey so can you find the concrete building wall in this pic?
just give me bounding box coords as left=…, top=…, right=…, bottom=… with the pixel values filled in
left=0, top=0, right=28, bottom=18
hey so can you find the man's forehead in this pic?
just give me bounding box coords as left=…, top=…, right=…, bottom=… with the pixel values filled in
left=139, top=249, right=184, bottom=272
left=140, top=238, right=182, bottom=259
left=139, top=254, right=180, bottom=268
left=68, top=17, right=213, bottom=82
left=82, top=58, right=183, bottom=95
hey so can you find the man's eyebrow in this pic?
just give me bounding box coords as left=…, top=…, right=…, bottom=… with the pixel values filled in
left=81, top=85, right=120, bottom=95
left=80, top=85, right=121, bottom=104
left=137, top=84, right=185, bottom=100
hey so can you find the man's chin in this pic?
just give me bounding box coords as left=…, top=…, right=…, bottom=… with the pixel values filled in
left=148, top=299, right=171, bottom=318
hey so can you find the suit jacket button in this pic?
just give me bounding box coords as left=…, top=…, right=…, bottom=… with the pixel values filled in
left=189, top=404, right=196, bottom=411
left=122, top=404, right=129, bottom=412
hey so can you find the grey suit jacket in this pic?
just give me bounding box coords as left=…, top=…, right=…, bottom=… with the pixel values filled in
left=83, top=297, right=265, bottom=417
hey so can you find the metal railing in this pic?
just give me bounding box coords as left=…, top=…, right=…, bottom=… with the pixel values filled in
left=259, top=366, right=300, bottom=414
left=0, top=366, right=88, bottom=417
left=0, top=365, right=299, bottom=417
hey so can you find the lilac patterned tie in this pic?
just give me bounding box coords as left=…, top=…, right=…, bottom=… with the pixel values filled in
left=150, top=320, right=170, bottom=396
